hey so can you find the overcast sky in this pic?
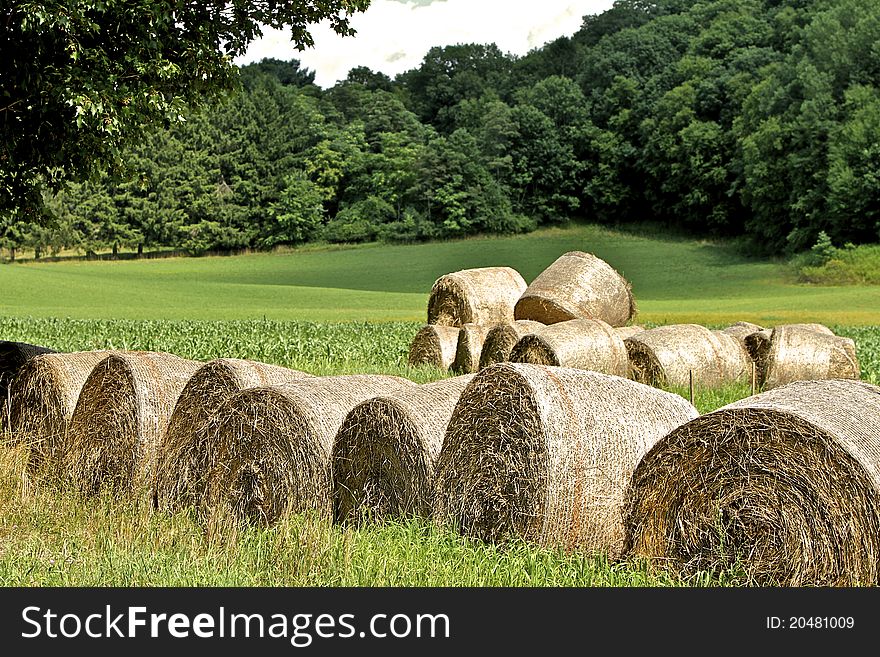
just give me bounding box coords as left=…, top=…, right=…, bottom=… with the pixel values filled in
left=236, top=0, right=615, bottom=88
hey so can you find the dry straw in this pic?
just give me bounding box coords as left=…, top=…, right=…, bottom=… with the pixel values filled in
left=203, top=374, right=416, bottom=526
left=613, top=325, right=645, bottom=340
left=427, top=267, right=527, bottom=327
left=451, top=323, right=491, bottom=374
left=515, top=251, right=636, bottom=327
left=64, top=351, right=202, bottom=497
left=407, top=325, right=461, bottom=370
left=1, top=341, right=57, bottom=412
left=478, top=320, right=544, bottom=370
left=720, top=321, right=764, bottom=348
left=433, top=363, right=698, bottom=557
left=625, top=324, right=751, bottom=389
left=153, top=359, right=313, bottom=513
left=332, top=375, right=474, bottom=525
left=754, top=325, right=859, bottom=390
left=625, top=379, right=880, bottom=586
left=509, top=319, right=629, bottom=377
left=6, top=351, right=110, bottom=477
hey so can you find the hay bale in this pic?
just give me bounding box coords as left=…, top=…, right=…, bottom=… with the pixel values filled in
left=625, top=379, right=880, bottom=586
left=451, top=323, right=491, bottom=374
left=745, top=323, right=837, bottom=373
left=625, top=324, right=750, bottom=389
left=64, top=351, right=202, bottom=496
left=153, top=359, right=313, bottom=512
left=427, top=267, right=527, bottom=327
left=6, top=351, right=111, bottom=476
left=407, top=325, right=460, bottom=370
left=509, top=319, right=629, bottom=377
left=614, top=325, right=645, bottom=340
left=514, top=251, right=635, bottom=327
left=1, top=341, right=57, bottom=412
left=478, top=321, right=544, bottom=370
left=433, top=363, right=698, bottom=556
left=757, top=325, right=859, bottom=390
left=332, top=375, right=474, bottom=524
left=204, top=374, right=416, bottom=525
left=720, top=321, right=764, bottom=348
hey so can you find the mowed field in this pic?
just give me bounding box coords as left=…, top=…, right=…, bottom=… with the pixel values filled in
left=3, top=223, right=880, bottom=325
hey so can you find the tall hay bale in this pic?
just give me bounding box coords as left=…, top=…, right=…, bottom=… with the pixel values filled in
left=332, top=375, right=474, bottom=525
left=509, top=319, right=629, bottom=377
left=1, top=341, right=57, bottom=413
left=614, top=325, right=645, bottom=340
left=427, top=267, right=527, bottom=327
left=625, top=379, right=880, bottom=586
left=64, top=351, right=202, bottom=496
left=204, top=374, right=416, bottom=525
left=407, top=325, right=460, bottom=370
left=625, top=324, right=750, bottom=389
left=451, top=323, right=491, bottom=374
left=433, top=363, right=698, bottom=557
left=153, top=359, right=313, bottom=512
left=7, top=351, right=110, bottom=476
left=514, top=251, right=635, bottom=327
left=478, top=321, right=544, bottom=370
left=759, top=325, right=859, bottom=390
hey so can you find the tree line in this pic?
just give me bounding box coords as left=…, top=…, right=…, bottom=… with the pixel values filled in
left=3, top=0, right=879, bottom=259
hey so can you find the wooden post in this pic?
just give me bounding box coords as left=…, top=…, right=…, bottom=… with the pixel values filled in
left=751, top=361, right=757, bottom=396
left=689, top=370, right=695, bottom=405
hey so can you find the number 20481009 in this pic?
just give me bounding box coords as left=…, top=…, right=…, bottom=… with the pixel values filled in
left=767, top=617, right=854, bottom=630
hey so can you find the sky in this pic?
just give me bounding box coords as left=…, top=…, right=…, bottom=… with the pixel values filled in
left=235, top=0, right=615, bottom=88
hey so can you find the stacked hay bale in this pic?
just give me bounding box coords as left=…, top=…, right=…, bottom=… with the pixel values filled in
left=332, top=375, right=474, bottom=525
left=63, top=351, right=202, bottom=496
left=451, top=323, right=491, bottom=374
left=509, top=319, right=629, bottom=377
left=478, top=320, right=544, bottom=370
left=625, top=324, right=751, bottom=389
left=407, top=325, right=461, bottom=370
left=203, top=375, right=416, bottom=525
left=427, top=267, right=527, bottom=327
left=625, top=379, right=880, bottom=586
left=153, top=359, right=313, bottom=512
left=1, top=341, right=57, bottom=413
left=6, top=351, right=110, bottom=477
left=614, top=325, right=645, bottom=340
left=433, top=363, right=698, bottom=557
left=515, top=251, right=636, bottom=327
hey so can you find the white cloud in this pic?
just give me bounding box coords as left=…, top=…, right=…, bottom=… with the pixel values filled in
left=235, top=0, right=615, bottom=87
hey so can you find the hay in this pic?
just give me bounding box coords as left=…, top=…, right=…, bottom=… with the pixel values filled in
left=153, top=359, right=313, bottom=512
left=514, top=251, right=636, bottom=327
left=451, top=323, right=491, bottom=374
left=64, top=351, right=202, bottom=496
left=426, top=267, right=527, bottom=327
left=1, top=341, right=57, bottom=414
left=625, top=324, right=751, bottom=389
left=332, top=375, right=474, bottom=525
left=433, top=363, right=698, bottom=556
left=720, top=321, right=764, bottom=348
left=203, top=374, right=416, bottom=525
left=407, top=325, right=461, bottom=370
left=624, top=379, right=880, bottom=586
left=613, top=325, right=645, bottom=340
left=6, top=351, right=111, bottom=477
left=757, top=325, right=859, bottom=390
left=478, top=321, right=544, bottom=370
left=745, top=323, right=837, bottom=377
left=509, top=319, right=629, bottom=377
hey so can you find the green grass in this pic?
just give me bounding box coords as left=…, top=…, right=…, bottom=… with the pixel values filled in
left=4, top=223, right=880, bottom=324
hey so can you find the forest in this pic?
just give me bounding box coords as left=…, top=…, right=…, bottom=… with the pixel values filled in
left=3, top=0, right=878, bottom=259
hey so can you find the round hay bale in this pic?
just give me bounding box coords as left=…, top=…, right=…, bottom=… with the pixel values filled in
left=433, top=363, right=698, bottom=556
left=6, top=351, right=111, bottom=476
left=204, top=374, right=416, bottom=525
left=514, top=251, right=636, bottom=327
left=427, top=267, right=527, bottom=327
left=332, top=375, right=474, bottom=525
left=625, top=324, right=750, bottom=389
left=509, top=319, right=629, bottom=377
left=64, top=351, right=202, bottom=496
left=407, top=325, right=460, bottom=370
left=153, top=359, right=313, bottom=513
left=760, top=325, right=859, bottom=390
left=1, top=341, right=57, bottom=413
left=613, top=325, right=646, bottom=340
left=478, top=321, right=545, bottom=370
left=720, top=321, right=764, bottom=348
left=451, top=323, right=491, bottom=374
left=625, top=379, right=880, bottom=586
left=746, top=324, right=837, bottom=370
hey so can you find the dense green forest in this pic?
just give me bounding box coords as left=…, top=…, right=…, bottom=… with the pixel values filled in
left=3, top=0, right=879, bottom=259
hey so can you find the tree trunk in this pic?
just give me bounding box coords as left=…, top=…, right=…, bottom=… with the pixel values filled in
left=34, top=245, right=41, bottom=260
left=9, top=247, right=15, bottom=261
left=112, top=243, right=118, bottom=259
left=137, top=243, right=143, bottom=258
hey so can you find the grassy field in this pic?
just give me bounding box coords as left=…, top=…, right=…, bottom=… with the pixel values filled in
left=3, top=223, right=880, bottom=325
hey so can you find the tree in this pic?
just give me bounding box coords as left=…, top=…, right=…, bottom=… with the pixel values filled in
left=1, top=0, right=371, bottom=221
